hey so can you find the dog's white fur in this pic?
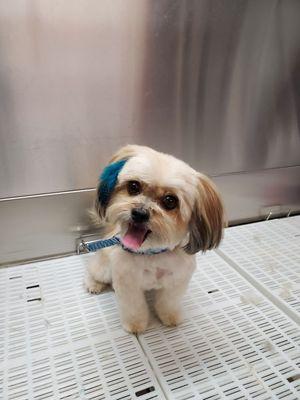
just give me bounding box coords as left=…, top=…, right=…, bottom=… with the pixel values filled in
left=85, top=145, right=224, bottom=333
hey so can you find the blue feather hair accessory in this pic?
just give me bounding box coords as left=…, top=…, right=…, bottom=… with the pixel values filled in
left=98, top=159, right=128, bottom=206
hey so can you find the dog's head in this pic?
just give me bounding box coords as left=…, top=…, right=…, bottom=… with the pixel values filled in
left=94, top=145, right=225, bottom=253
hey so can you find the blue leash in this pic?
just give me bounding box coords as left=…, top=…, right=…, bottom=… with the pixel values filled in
left=82, top=236, right=121, bottom=252
left=80, top=236, right=169, bottom=255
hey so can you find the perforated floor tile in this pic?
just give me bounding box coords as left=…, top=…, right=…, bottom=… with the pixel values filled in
left=139, top=251, right=300, bottom=400
left=218, top=216, right=300, bottom=324
left=274, top=215, right=300, bottom=233
left=1, top=219, right=300, bottom=400
left=0, top=255, right=165, bottom=400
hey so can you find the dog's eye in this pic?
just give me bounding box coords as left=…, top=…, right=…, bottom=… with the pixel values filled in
left=162, top=195, right=178, bottom=210
left=127, top=180, right=141, bottom=195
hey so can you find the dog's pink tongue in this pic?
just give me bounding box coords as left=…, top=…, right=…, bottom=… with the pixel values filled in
left=122, top=225, right=148, bottom=250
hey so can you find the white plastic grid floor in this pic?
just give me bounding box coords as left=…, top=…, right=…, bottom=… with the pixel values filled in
left=140, top=251, right=300, bottom=400
left=219, top=216, right=300, bottom=324
left=0, top=218, right=299, bottom=400
left=0, top=255, right=165, bottom=400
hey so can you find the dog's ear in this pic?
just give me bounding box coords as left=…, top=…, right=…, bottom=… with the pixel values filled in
left=95, top=158, right=127, bottom=219
left=184, top=174, right=226, bottom=254
left=95, top=145, right=139, bottom=219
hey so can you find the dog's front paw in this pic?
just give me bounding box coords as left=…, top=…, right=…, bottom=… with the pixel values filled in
left=156, top=309, right=182, bottom=327
left=122, top=318, right=148, bottom=334
left=85, top=275, right=107, bottom=294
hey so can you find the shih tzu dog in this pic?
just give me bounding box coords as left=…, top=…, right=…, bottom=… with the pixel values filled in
left=85, top=145, right=225, bottom=333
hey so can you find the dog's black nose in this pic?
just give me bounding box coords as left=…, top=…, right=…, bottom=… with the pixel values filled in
left=131, top=208, right=150, bottom=223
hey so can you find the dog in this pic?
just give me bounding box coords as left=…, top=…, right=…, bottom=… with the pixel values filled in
left=85, top=145, right=225, bottom=333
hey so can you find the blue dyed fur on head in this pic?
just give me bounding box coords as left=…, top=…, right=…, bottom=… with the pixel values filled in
left=98, top=159, right=128, bottom=207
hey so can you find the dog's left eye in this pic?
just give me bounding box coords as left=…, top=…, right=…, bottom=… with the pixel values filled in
left=127, top=180, right=141, bottom=195
left=162, top=195, right=178, bottom=210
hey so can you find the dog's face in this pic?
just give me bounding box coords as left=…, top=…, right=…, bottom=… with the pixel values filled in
left=95, top=145, right=225, bottom=253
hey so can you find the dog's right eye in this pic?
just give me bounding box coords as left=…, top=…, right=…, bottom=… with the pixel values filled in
left=127, top=180, right=141, bottom=195
left=161, top=194, right=178, bottom=210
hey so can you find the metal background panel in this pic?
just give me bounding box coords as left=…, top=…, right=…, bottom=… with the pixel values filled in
left=0, top=1, right=299, bottom=262
left=0, top=0, right=147, bottom=197
left=139, top=0, right=300, bottom=173
left=0, top=0, right=299, bottom=198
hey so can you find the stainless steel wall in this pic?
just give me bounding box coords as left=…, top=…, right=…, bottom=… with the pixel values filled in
left=1, top=1, right=299, bottom=263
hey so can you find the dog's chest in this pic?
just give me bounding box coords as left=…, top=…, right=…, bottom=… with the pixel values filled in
left=122, top=250, right=195, bottom=291
left=141, top=265, right=174, bottom=290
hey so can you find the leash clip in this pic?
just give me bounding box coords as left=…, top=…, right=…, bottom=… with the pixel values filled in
left=77, top=240, right=90, bottom=254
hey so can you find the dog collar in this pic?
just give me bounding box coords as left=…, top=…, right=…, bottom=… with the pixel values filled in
left=120, top=243, right=169, bottom=255
left=79, top=236, right=169, bottom=255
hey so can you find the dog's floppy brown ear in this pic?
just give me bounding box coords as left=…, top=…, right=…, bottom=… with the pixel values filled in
left=94, top=192, right=105, bottom=221
left=185, top=174, right=225, bottom=254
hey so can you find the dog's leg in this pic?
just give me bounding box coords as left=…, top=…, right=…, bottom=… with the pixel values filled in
left=84, top=250, right=112, bottom=294
left=154, top=281, right=189, bottom=327
left=114, top=283, right=149, bottom=334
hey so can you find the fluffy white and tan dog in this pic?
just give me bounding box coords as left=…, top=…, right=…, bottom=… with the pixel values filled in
left=85, top=145, right=225, bottom=333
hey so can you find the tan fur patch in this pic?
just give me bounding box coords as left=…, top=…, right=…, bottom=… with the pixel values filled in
left=185, top=174, right=225, bottom=253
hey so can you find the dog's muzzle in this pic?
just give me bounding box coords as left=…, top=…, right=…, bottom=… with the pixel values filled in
left=131, top=208, right=150, bottom=224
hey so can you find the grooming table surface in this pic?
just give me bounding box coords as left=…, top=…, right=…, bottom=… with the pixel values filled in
left=0, top=217, right=299, bottom=400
